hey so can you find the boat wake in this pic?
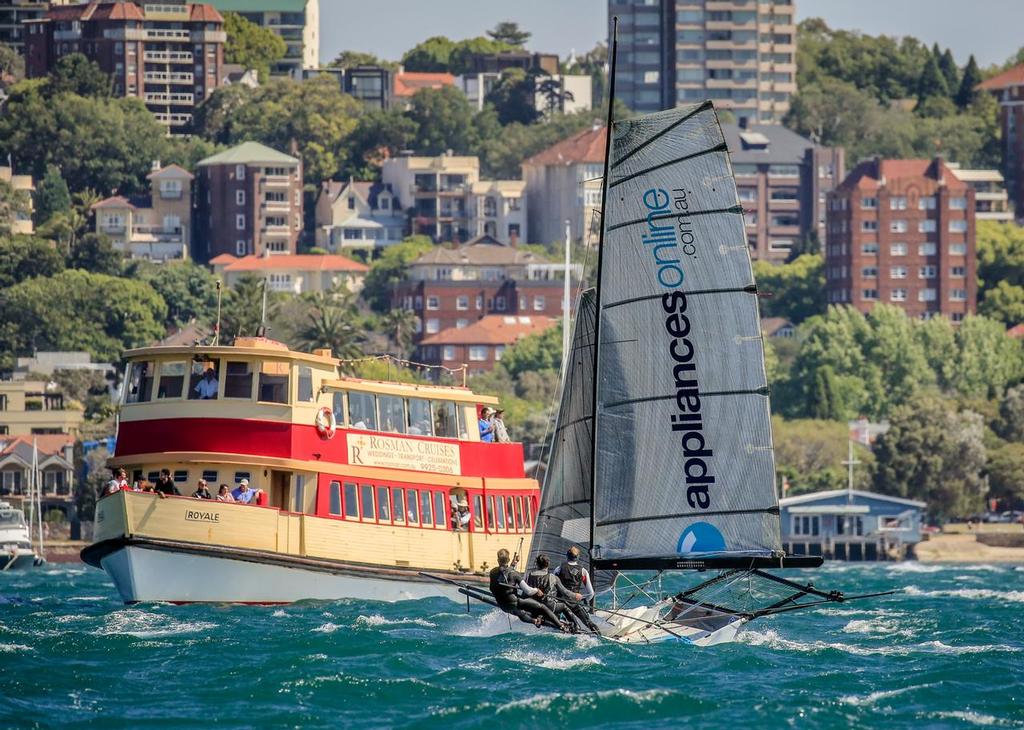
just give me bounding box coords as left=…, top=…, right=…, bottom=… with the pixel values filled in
left=737, top=628, right=1020, bottom=656
left=905, top=586, right=1024, bottom=603
left=94, top=609, right=217, bottom=638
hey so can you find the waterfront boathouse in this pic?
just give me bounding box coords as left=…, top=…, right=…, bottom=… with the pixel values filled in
left=779, top=489, right=926, bottom=561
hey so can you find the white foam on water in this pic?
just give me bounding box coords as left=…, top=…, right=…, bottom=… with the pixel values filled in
left=916, top=640, right=1021, bottom=655
left=498, top=648, right=602, bottom=670
left=355, top=614, right=436, bottom=628
left=932, top=711, right=1009, bottom=727
left=95, top=609, right=217, bottom=638
left=0, top=643, right=33, bottom=653
left=841, top=618, right=914, bottom=639
left=739, top=629, right=1019, bottom=657
left=452, top=608, right=526, bottom=637
left=840, top=683, right=932, bottom=707
left=68, top=596, right=107, bottom=602
left=312, top=622, right=340, bottom=633
left=905, top=586, right=1024, bottom=603
left=497, top=688, right=671, bottom=714
left=272, top=609, right=287, bottom=618
left=887, top=562, right=945, bottom=574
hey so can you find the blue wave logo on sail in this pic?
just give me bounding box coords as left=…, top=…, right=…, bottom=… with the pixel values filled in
left=677, top=522, right=726, bottom=554
left=641, top=188, right=715, bottom=513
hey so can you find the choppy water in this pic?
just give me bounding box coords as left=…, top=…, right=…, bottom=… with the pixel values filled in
left=1, top=562, right=1022, bottom=728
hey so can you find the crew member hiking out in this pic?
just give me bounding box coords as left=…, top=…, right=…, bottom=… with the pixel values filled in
left=488, top=549, right=563, bottom=630
left=554, top=546, right=600, bottom=633
left=526, top=554, right=589, bottom=633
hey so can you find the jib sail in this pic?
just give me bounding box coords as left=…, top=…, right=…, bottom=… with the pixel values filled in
left=591, top=102, right=782, bottom=568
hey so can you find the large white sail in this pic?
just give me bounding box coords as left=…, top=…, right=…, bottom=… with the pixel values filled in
left=592, top=101, right=782, bottom=567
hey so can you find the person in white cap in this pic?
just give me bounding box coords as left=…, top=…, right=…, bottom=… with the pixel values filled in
left=231, top=478, right=260, bottom=504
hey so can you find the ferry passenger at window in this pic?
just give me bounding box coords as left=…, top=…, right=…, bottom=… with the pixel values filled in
left=153, top=468, right=180, bottom=499
left=478, top=407, right=495, bottom=443
left=231, top=478, right=261, bottom=504
left=216, top=484, right=235, bottom=502
left=194, top=368, right=219, bottom=399
left=191, top=479, right=212, bottom=500
left=450, top=493, right=470, bottom=530
left=493, top=409, right=510, bottom=443
left=104, top=468, right=129, bottom=496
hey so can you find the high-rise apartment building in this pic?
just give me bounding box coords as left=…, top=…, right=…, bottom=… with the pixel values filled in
left=979, top=65, right=1024, bottom=218
left=0, top=0, right=69, bottom=55
left=24, top=0, right=225, bottom=133
left=209, top=0, right=318, bottom=77
left=824, top=158, right=976, bottom=321
left=609, top=0, right=796, bottom=122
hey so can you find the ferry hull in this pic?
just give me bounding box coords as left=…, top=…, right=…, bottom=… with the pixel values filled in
left=95, top=544, right=466, bottom=605
left=1, top=549, right=39, bottom=571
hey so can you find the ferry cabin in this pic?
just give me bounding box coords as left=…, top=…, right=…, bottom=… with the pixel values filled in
left=90, top=337, right=538, bottom=598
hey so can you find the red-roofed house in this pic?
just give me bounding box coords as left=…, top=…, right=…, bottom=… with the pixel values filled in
left=825, top=157, right=976, bottom=320
left=979, top=64, right=1024, bottom=216
left=0, top=434, right=75, bottom=518
left=24, top=1, right=226, bottom=134
left=392, top=70, right=456, bottom=105
left=416, top=315, right=557, bottom=377
left=523, top=125, right=607, bottom=244
left=211, top=253, right=369, bottom=295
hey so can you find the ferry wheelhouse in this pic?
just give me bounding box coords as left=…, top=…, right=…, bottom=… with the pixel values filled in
left=83, top=337, right=539, bottom=604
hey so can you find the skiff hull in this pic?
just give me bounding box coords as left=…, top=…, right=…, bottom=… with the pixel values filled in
left=86, top=540, right=468, bottom=605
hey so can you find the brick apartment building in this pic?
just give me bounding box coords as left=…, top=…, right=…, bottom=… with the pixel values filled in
left=24, top=0, right=225, bottom=134
left=824, top=158, right=977, bottom=321
left=416, top=315, right=557, bottom=378
left=979, top=64, right=1024, bottom=218
left=724, top=121, right=844, bottom=262
left=0, top=0, right=69, bottom=55
left=194, top=141, right=303, bottom=261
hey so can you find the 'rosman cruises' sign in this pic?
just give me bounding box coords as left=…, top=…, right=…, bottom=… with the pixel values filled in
left=347, top=434, right=461, bottom=475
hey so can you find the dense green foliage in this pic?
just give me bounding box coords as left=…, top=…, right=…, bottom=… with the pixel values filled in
left=753, top=254, right=825, bottom=324
left=361, top=237, right=435, bottom=313
left=222, top=12, right=287, bottom=83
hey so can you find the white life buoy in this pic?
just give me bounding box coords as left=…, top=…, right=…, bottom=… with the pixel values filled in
left=315, top=406, right=337, bottom=440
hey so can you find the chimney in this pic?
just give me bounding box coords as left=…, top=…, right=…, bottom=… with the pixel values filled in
left=151, top=160, right=161, bottom=172
left=509, top=230, right=518, bottom=247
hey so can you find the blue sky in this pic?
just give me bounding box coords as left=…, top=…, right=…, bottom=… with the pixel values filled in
left=320, top=0, right=1022, bottom=68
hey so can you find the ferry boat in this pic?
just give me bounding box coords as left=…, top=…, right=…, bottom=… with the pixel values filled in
left=0, top=501, right=41, bottom=570
left=82, top=337, right=540, bottom=604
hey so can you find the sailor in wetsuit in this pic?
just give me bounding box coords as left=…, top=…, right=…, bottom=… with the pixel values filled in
left=554, top=546, right=600, bottom=633
left=525, top=554, right=587, bottom=632
left=488, top=549, right=563, bottom=629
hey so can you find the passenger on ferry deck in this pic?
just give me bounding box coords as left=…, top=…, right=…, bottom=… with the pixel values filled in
left=194, top=368, right=219, bottom=399
left=103, top=468, right=129, bottom=496
left=493, top=409, right=511, bottom=443
left=191, top=479, right=212, bottom=500
left=450, top=494, right=471, bottom=531
left=231, top=479, right=261, bottom=504
left=478, top=407, right=495, bottom=443
left=216, top=484, right=235, bottom=502
left=153, top=469, right=181, bottom=499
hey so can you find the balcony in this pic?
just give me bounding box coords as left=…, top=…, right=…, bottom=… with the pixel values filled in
left=100, top=223, right=126, bottom=234
left=262, top=199, right=291, bottom=212
left=144, top=50, right=193, bottom=64
left=144, top=71, right=193, bottom=84
left=260, top=175, right=291, bottom=187
left=144, top=28, right=189, bottom=41
left=152, top=112, right=193, bottom=126
left=133, top=225, right=184, bottom=242
left=144, top=92, right=194, bottom=105
left=263, top=224, right=292, bottom=236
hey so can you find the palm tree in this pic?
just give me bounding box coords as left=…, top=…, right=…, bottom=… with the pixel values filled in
left=381, top=308, right=418, bottom=359
left=222, top=274, right=279, bottom=340
left=295, top=286, right=365, bottom=359
left=536, top=76, right=575, bottom=116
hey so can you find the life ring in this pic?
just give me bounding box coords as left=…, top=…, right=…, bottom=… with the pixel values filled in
left=315, top=406, right=337, bottom=440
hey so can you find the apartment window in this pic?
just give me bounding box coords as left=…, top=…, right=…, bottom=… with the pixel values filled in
left=949, top=220, right=968, bottom=233
left=951, top=266, right=966, bottom=278
left=951, top=243, right=967, bottom=255
left=862, top=220, right=878, bottom=232
left=918, top=196, right=936, bottom=210
left=919, top=243, right=937, bottom=256
left=442, top=346, right=455, bottom=362
left=768, top=165, right=799, bottom=177
left=738, top=188, right=757, bottom=202
left=236, top=214, right=245, bottom=230
left=495, top=296, right=506, bottom=312
left=891, top=243, right=907, bottom=256
left=426, top=296, right=440, bottom=310
left=769, top=240, right=793, bottom=253
left=951, top=289, right=968, bottom=301
left=235, top=164, right=245, bottom=180
left=919, top=220, right=937, bottom=233
left=918, top=288, right=937, bottom=302
left=890, top=266, right=908, bottom=279
left=862, top=242, right=879, bottom=254
left=890, top=197, right=907, bottom=210
left=236, top=190, right=245, bottom=206
left=950, top=197, right=968, bottom=210
left=468, top=346, right=488, bottom=362
left=861, top=267, right=878, bottom=278
left=891, top=288, right=907, bottom=302
left=533, top=296, right=545, bottom=311
left=235, top=240, right=246, bottom=255
left=952, top=312, right=965, bottom=322
left=919, top=265, right=937, bottom=278
left=475, top=295, right=483, bottom=310
left=890, top=219, right=908, bottom=233
left=771, top=214, right=799, bottom=227
left=862, top=289, right=879, bottom=300
left=426, top=318, right=440, bottom=334
left=861, top=197, right=878, bottom=210
left=456, top=296, right=468, bottom=311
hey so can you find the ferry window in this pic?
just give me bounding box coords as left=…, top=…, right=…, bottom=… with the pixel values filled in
left=202, top=470, right=218, bottom=483
left=234, top=471, right=251, bottom=484
left=258, top=361, right=289, bottom=403
left=393, top=488, right=405, bottom=522
left=225, top=361, right=254, bottom=399
left=406, top=489, right=419, bottom=524
left=147, top=471, right=160, bottom=483
left=376, top=486, right=390, bottom=521
left=343, top=482, right=357, bottom=518
left=332, top=391, right=345, bottom=424
left=378, top=395, right=406, bottom=434
left=173, top=470, right=188, bottom=483
left=329, top=481, right=342, bottom=516
left=294, top=475, right=305, bottom=513
left=126, top=361, right=154, bottom=403
left=514, top=497, right=524, bottom=531
left=434, top=492, right=445, bottom=527
left=523, top=498, right=532, bottom=528
left=348, top=392, right=377, bottom=430
left=157, top=361, right=186, bottom=399
left=473, top=495, right=484, bottom=529
left=507, top=497, right=517, bottom=531
left=496, top=496, right=506, bottom=530
left=133, top=470, right=143, bottom=484
left=407, top=398, right=433, bottom=436
left=188, top=359, right=220, bottom=400
left=297, top=366, right=314, bottom=402
left=432, top=400, right=458, bottom=438
left=360, top=484, right=374, bottom=520
left=420, top=490, right=432, bottom=527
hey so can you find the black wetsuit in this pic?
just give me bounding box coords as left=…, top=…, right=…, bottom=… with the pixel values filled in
left=557, top=561, right=599, bottom=632
left=488, top=565, right=561, bottom=628
left=525, top=569, right=579, bottom=629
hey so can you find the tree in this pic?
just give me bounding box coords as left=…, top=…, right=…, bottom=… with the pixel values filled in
left=536, top=76, right=575, bottom=116
left=0, top=42, right=24, bottom=85
left=360, top=237, right=434, bottom=313
left=948, top=315, right=1024, bottom=400
left=986, top=442, right=1024, bottom=503
left=773, top=416, right=874, bottom=495
left=485, top=68, right=539, bottom=125
left=128, top=260, right=219, bottom=329
left=980, top=280, right=1024, bottom=326
left=67, top=232, right=122, bottom=275
left=448, top=37, right=517, bottom=76
left=294, top=287, right=365, bottom=359
left=916, top=55, right=950, bottom=107
left=0, top=178, right=31, bottom=235
left=998, top=385, right=1024, bottom=442
left=487, top=21, right=531, bottom=47
left=499, top=324, right=562, bottom=378
left=221, top=274, right=279, bottom=341
left=401, top=36, right=455, bottom=72
left=381, top=308, right=418, bottom=358
left=0, top=236, right=65, bottom=289
left=752, top=253, right=826, bottom=324
left=222, top=12, right=287, bottom=82
left=872, top=394, right=987, bottom=519
left=956, top=54, right=982, bottom=108
left=808, top=365, right=840, bottom=420
left=938, top=49, right=959, bottom=96
left=35, top=165, right=72, bottom=226
left=408, top=86, right=476, bottom=155
left=345, top=109, right=418, bottom=179
left=330, top=50, right=395, bottom=70
left=48, top=54, right=110, bottom=98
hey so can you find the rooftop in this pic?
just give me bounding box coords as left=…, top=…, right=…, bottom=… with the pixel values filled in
left=721, top=123, right=817, bottom=163
left=780, top=489, right=926, bottom=510
left=524, top=125, right=606, bottom=167
left=148, top=164, right=193, bottom=181
left=412, top=240, right=544, bottom=267
left=836, top=158, right=968, bottom=193
left=760, top=317, right=794, bottom=337
left=212, top=253, right=369, bottom=273
left=393, top=71, right=457, bottom=98
left=209, top=0, right=305, bottom=12
left=978, top=63, right=1024, bottom=91
left=420, top=315, right=556, bottom=346
left=951, top=168, right=1006, bottom=184
left=197, top=141, right=299, bottom=167
left=0, top=434, right=74, bottom=460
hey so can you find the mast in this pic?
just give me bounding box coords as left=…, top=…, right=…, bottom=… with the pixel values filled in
left=588, top=16, right=618, bottom=563
left=560, top=219, right=572, bottom=379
